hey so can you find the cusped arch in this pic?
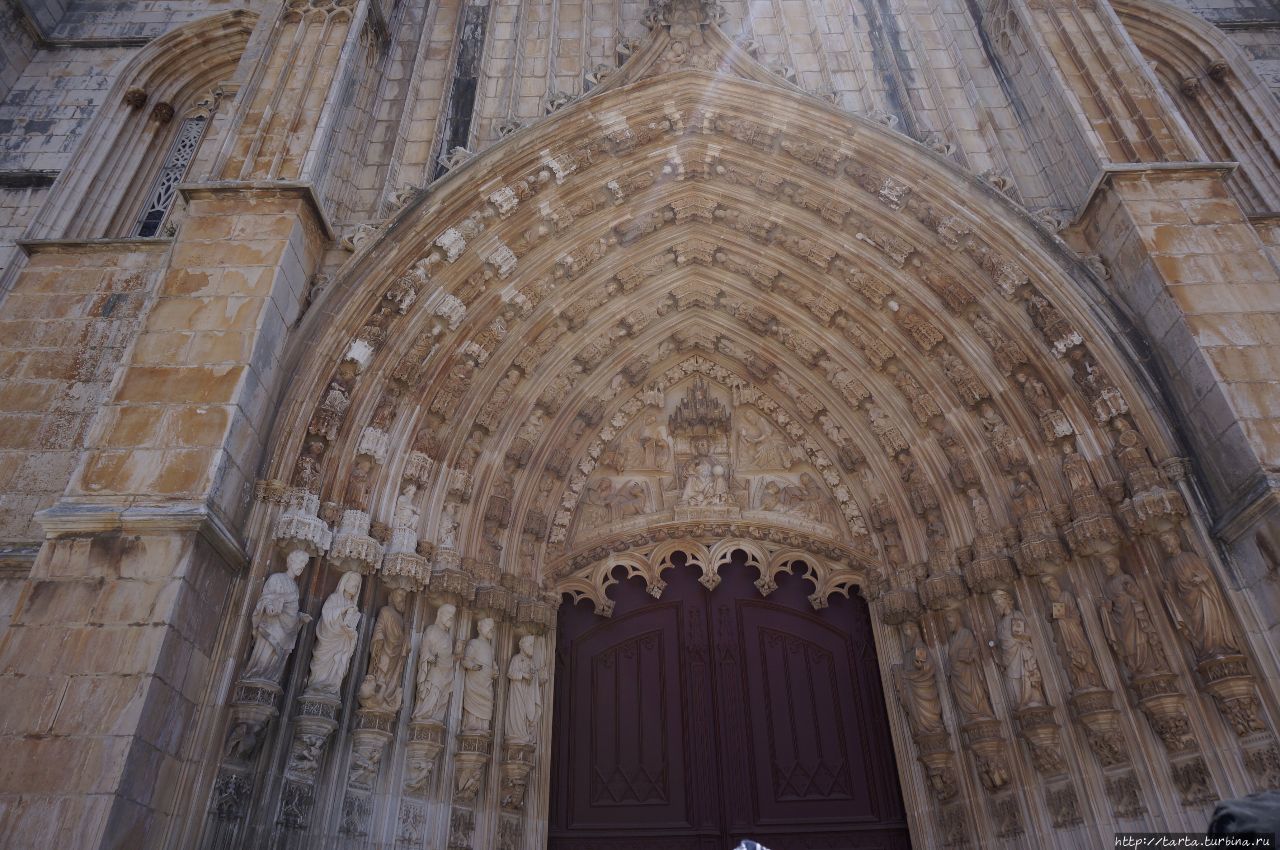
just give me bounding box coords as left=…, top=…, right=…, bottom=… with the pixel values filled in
left=258, top=61, right=1193, bottom=606
left=552, top=532, right=880, bottom=616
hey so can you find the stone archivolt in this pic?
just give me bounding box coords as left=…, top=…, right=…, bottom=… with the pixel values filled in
left=217, top=26, right=1278, bottom=850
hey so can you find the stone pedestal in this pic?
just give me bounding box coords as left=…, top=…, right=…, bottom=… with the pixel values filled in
left=404, top=721, right=447, bottom=796
left=225, top=679, right=283, bottom=762
left=277, top=693, right=342, bottom=831
left=340, top=710, right=396, bottom=838
left=961, top=719, right=1010, bottom=794
left=913, top=732, right=959, bottom=803
left=449, top=733, right=494, bottom=850
left=452, top=732, right=494, bottom=805
left=499, top=742, right=536, bottom=811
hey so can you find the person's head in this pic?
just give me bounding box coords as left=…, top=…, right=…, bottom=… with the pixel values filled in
left=437, top=603, right=456, bottom=627
left=519, top=634, right=537, bottom=656
left=285, top=548, right=310, bottom=577
left=478, top=617, right=496, bottom=639
left=339, top=571, right=362, bottom=599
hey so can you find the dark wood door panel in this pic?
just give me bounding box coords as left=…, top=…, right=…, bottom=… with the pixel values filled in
left=550, top=555, right=910, bottom=849
left=566, top=602, right=690, bottom=829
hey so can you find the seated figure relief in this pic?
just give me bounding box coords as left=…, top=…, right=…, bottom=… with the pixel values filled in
left=573, top=381, right=848, bottom=539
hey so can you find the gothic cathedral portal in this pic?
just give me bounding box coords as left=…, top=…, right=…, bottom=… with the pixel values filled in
left=4, top=0, right=1280, bottom=845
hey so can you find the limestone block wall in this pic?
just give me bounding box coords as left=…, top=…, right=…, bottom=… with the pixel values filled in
left=69, top=190, right=323, bottom=530
left=0, top=47, right=138, bottom=177
left=0, top=1, right=38, bottom=105
left=0, top=241, right=167, bottom=543
left=0, top=524, right=240, bottom=848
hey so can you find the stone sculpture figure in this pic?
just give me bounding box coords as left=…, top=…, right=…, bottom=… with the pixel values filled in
left=1098, top=554, right=1168, bottom=678
left=462, top=617, right=499, bottom=733
left=243, top=549, right=312, bottom=684
left=439, top=502, right=460, bottom=550
left=992, top=589, right=1047, bottom=710
left=682, top=456, right=718, bottom=506
left=294, top=439, right=325, bottom=491
left=1010, top=469, right=1047, bottom=522
left=796, top=472, right=831, bottom=524
left=1159, top=531, right=1240, bottom=661
left=893, top=622, right=945, bottom=737
left=304, top=571, right=363, bottom=697
left=737, top=408, right=791, bottom=469
left=344, top=455, right=375, bottom=507
left=393, top=483, right=420, bottom=532
left=358, top=589, right=411, bottom=713
left=412, top=604, right=459, bottom=724
left=505, top=635, right=548, bottom=745
left=1040, top=574, right=1102, bottom=692
left=944, top=608, right=995, bottom=724
left=581, top=478, right=614, bottom=527
left=623, top=413, right=670, bottom=468
left=612, top=480, right=649, bottom=518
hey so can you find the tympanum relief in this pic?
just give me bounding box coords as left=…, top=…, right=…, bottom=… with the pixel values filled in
left=572, top=377, right=847, bottom=541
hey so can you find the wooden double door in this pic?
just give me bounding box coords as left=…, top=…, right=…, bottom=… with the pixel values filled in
left=549, top=555, right=911, bottom=850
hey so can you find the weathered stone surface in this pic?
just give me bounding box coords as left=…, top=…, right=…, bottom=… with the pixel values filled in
left=0, top=0, right=1279, bottom=847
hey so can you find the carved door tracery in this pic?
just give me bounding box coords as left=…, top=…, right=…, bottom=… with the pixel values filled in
left=550, top=554, right=910, bottom=849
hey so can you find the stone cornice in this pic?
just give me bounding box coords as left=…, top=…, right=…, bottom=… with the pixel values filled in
left=1071, top=161, right=1239, bottom=228
left=6, top=0, right=153, bottom=49
left=36, top=501, right=249, bottom=572
left=17, top=235, right=172, bottom=256
left=179, top=181, right=337, bottom=241
left=1213, top=473, right=1280, bottom=545
left=0, top=169, right=57, bottom=189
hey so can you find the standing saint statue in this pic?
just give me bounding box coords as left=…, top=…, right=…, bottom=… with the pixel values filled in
left=1159, top=531, right=1240, bottom=662
left=992, top=589, right=1047, bottom=710
left=1098, top=554, right=1169, bottom=679
left=505, top=635, right=548, bottom=745
left=1040, top=574, right=1102, bottom=692
left=357, top=588, right=411, bottom=713
left=243, top=549, right=312, bottom=684
left=892, top=621, right=945, bottom=737
left=943, top=608, right=996, bottom=724
left=304, top=571, right=362, bottom=697
left=461, top=617, right=499, bottom=733
left=411, top=603, right=459, bottom=724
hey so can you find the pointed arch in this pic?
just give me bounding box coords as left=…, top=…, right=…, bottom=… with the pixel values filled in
left=24, top=9, right=258, bottom=240
left=1115, top=0, right=1280, bottom=214
left=248, top=61, right=1194, bottom=619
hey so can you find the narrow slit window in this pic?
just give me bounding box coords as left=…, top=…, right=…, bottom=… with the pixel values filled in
left=134, top=114, right=207, bottom=237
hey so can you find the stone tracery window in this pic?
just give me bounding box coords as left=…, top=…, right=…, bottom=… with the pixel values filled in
left=133, top=113, right=208, bottom=237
